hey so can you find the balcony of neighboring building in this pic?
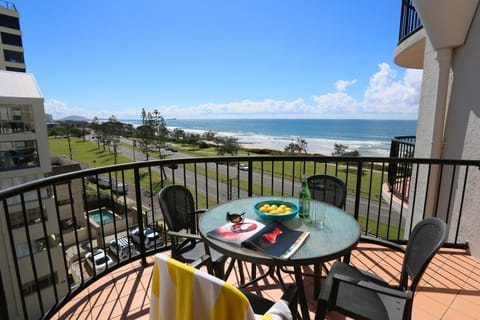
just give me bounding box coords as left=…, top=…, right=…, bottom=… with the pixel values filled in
left=0, top=1, right=19, bottom=26
left=394, top=0, right=426, bottom=69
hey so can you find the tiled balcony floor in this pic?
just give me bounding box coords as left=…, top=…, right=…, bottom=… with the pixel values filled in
left=53, top=244, right=480, bottom=320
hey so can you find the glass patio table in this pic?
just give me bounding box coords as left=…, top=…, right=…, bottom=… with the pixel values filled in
left=198, top=196, right=361, bottom=320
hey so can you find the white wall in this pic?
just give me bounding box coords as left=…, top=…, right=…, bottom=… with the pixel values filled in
left=412, top=7, right=480, bottom=257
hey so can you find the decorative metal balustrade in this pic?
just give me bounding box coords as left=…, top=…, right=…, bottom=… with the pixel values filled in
left=398, top=0, right=423, bottom=43
left=0, top=155, right=478, bottom=319
left=388, top=136, right=416, bottom=201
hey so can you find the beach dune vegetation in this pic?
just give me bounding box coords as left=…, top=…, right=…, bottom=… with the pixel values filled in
left=332, top=143, right=360, bottom=157
left=284, top=138, right=308, bottom=154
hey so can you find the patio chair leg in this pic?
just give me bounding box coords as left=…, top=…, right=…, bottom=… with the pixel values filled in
left=237, top=260, right=245, bottom=284
left=275, top=266, right=287, bottom=290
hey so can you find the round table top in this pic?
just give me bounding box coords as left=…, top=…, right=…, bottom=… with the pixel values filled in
left=199, top=196, right=361, bottom=267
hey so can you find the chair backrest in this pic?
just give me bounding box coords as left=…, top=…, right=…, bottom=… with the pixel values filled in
left=400, top=217, right=448, bottom=291
left=158, top=185, right=197, bottom=233
left=150, top=253, right=257, bottom=320
left=307, top=175, right=346, bottom=208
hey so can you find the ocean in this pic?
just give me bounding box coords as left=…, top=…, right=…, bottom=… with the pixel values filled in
left=124, top=119, right=417, bottom=156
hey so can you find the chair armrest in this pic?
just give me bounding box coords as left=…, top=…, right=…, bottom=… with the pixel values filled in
left=359, top=235, right=406, bottom=253
left=194, top=209, right=207, bottom=215
left=332, top=273, right=413, bottom=300
left=168, top=230, right=201, bottom=240
left=189, top=254, right=212, bottom=268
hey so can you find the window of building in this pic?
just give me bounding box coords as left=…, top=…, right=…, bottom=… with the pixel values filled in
left=9, top=206, right=45, bottom=229
left=0, top=13, right=20, bottom=29
left=1, top=32, right=22, bottom=46
left=0, top=140, right=39, bottom=171
left=22, top=272, right=58, bottom=296
left=3, top=49, right=24, bottom=63
left=5, top=66, right=25, bottom=72
left=15, top=234, right=60, bottom=259
left=0, top=104, right=34, bottom=133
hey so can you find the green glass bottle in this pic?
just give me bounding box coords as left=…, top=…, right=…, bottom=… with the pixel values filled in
left=299, top=175, right=311, bottom=221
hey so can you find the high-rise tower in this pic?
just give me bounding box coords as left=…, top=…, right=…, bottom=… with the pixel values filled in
left=0, top=1, right=25, bottom=72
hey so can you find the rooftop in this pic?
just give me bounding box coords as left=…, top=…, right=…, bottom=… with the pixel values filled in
left=0, top=0, right=16, bottom=12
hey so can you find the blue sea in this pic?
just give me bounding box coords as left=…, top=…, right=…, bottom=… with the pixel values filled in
left=125, top=119, right=417, bottom=156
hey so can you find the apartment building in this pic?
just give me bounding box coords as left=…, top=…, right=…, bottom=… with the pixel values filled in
left=395, top=0, right=480, bottom=257
left=0, top=1, right=25, bottom=72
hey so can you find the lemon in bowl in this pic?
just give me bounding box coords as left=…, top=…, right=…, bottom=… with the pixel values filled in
left=254, top=200, right=299, bottom=221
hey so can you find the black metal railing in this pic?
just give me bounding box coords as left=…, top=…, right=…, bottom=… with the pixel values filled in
left=388, top=136, right=416, bottom=201
left=0, top=155, right=478, bottom=319
left=398, top=0, right=423, bottom=43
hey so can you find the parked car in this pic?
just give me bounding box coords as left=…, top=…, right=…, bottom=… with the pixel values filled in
left=97, top=176, right=111, bottom=189
left=129, top=227, right=163, bottom=249
left=165, top=146, right=177, bottom=152
left=239, top=164, right=249, bottom=171
left=112, top=181, right=128, bottom=195
left=109, top=237, right=138, bottom=261
left=167, top=163, right=178, bottom=169
left=85, top=249, right=114, bottom=273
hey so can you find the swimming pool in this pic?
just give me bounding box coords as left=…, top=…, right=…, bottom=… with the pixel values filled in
left=88, top=209, right=115, bottom=225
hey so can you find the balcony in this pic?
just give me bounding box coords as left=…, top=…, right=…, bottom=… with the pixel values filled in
left=1, top=155, right=479, bottom=319
left=395, top=0, right=426, bottom=69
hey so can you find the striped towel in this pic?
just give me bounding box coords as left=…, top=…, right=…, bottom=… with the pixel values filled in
left=150, top=254, right=292, bottom=320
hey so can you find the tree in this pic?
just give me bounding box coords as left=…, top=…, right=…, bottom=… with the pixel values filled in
left=331, top=143, right=360, bottom=157
left=284, top=138, right=308, bottom=154
left=90, top=116, right=101, bottom=148
left=173, top=128, right=185, bottom=140
left=47, top=126, right=66, bottom=138
left=215, top=136, right=240, bottom=156
left=184, top=132, right=201, bottom=145
left=137, top=108, right=152, bottom=160
left=137, top=108, right=167, bottom=160
left=202, top=130, right=217, bottom=141
left=153, top=109, right=167, bottom=158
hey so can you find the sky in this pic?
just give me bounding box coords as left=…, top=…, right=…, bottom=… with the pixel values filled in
left=13, top=0, right=423, bottom=120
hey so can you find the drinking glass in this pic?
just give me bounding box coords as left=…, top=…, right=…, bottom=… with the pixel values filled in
left=315, top=204, right=326, bottom=229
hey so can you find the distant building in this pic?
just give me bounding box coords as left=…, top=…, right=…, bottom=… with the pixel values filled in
left=0, top=1, right=25, bottom=72
left=45, top=113, right=53, bottom=123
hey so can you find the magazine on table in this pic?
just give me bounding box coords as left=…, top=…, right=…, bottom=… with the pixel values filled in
left=207, top=218, right=266, bottom=246
left=207, top=220, right=310, bottom=259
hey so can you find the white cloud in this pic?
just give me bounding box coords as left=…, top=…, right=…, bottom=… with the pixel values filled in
left=162, top=98, right=310, bottom=117
left=363, top=63, right=422, bottom=114
left=45, top=63, right=422, bottom=120
left=44, top=99, right=90, bottom=119
left=311, top=92, right=359, bottom=114
left=335, top=79, right=357, bottom=92
left=312, top=63, right=422, bottom=117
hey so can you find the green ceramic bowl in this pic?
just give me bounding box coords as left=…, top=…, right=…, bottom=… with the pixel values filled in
left=253, top=200, right=299, bottom=221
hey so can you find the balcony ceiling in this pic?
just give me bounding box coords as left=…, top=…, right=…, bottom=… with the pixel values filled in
left=413, top=0, right=479, bottom=50
left=394, top=28, right=426, bottom=69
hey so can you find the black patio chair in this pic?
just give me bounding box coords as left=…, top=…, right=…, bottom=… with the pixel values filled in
left=158, top=184, right=231, bottom=278
left=315, top=217, right=448, bottom=320
left=307, top=174, right=347, bottom=209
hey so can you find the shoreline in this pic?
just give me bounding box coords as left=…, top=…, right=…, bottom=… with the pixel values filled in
left=161, top=119, right=407, bottom=157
